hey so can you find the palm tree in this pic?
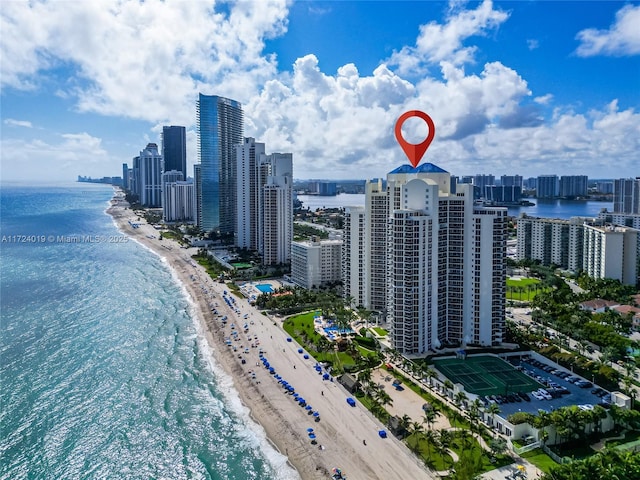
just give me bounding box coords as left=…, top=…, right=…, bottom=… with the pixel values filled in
left=423, top=429, right=438, bottom=462
left=358, top=368, right=372, bottom=391
left=443, top=379, right=454, bottom=399
left=486, top=402, right=501, bottom=429
left=399, top=414, right=412, bottom=435
left=454, top=391, right=468, bottom=410
left=423, top=408, right=437, bottom=432
left=375, top=388, right=393, bottom=410
left=424, top=367, right=437, bottom=388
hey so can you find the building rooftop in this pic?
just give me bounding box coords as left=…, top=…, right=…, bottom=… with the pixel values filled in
left=388, top=163, right=448, bottom=174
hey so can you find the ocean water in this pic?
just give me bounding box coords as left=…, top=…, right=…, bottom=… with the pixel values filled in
left=0, top=184, right=297, bottom=480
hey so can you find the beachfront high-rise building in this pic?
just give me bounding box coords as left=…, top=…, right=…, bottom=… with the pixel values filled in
left=194, top=164, right=202, bottom=228
left=197, top=94, right=244, bottom=233
left=122, top=163, right=129, bottom=190
left=343, top=206, right=366, bottom=307
left=262, top=153, right=293, bottom=265
left=236, top=138, right=266, bottom=251
left=162, top=170, right=195, bottom=223
left=138, top=143, right=163, bottom=207
left=343, top=164, right=507, bottom=354
left=291, top=238, right=343, bottom=289
left=235, top=138, right=293, bottom=265
left=162, top=126, right=187, bottom=179
left=536, top=175, right=559, bottom=199
left=559, top=175, right=588, bottom=198
left=614, top=178, right=640, bottom=214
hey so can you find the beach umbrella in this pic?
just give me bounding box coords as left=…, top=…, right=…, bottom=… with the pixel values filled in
left=297, top=348, right=303, bottom=354
left=308, top=433, right=316, bottom=439
left=323, top=373, right=330, bottom=380
left=313, top=411, right=320, bottom=417
left=307, top=428, right=314, bottom=432
left=287, top=337, right=292, bottom=342
left=305, top=405, right=312, bottom=411
left=303, top=354, right=309, bottom=359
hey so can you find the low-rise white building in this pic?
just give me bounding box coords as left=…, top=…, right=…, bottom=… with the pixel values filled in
left=291, top=238, right=342, bottom=289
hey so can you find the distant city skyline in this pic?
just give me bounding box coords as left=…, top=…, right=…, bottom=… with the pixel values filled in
left=1, top=1, right=639, bottom=182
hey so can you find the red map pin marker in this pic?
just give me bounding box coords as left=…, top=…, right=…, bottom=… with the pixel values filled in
left=394, top=110, right=436, bottom=168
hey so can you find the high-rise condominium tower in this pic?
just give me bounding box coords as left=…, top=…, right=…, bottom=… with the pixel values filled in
left=136, top=143, right=163, bottom=207
left=343, top=163, right=507, bottom=355
left=236, top=137, right=293, bottom=265
left=197, top=94, right=243, bottom=233
left=162, top=126, right=187, bottom=179
left=614, top=178, right=640, bottom=214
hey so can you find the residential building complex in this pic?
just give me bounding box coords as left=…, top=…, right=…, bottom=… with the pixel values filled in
left=197, top=94, right=243, bottom=233
left=517, top=214, right=639, bottom=285
left=343, top=164, right=507, bottom=355
left=291, top=238, right=343, bottom=289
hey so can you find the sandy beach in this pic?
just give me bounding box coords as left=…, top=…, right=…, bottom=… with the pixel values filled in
left=107, top=193, right=434, bottom=480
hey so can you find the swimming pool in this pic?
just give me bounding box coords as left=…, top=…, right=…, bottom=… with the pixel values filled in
left=255, top=283, right=273, bottom=294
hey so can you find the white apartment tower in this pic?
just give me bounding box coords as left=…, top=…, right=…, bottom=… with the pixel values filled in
left=583, top=224, right=638, bottom=285
left=343, top=163, right=507, bottom=355
left=292, top=238, right=343, bottom=289
left=343, top=206, right=366, bottom=307
left=236, top=138, right=266, bottom=250
left=162, top=180, right=195, bottom=223
left=235, top=138, right=293, bottom=265
left=138, top=143, right=163, bottom=207
left=262, top=153, right=293, bottom=265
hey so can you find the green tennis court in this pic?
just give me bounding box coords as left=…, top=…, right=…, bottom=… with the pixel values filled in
left=433, top=355, right=543, bottom=396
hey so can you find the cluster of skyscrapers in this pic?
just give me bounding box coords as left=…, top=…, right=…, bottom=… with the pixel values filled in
left=122, top=94, right=293, bottom=266
left=123, top=126, right=194, bottom=223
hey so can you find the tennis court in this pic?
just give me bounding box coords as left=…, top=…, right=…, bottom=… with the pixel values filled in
left=433, top=355, right=542, bottom=396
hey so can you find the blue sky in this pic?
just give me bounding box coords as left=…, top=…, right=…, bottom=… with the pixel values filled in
left=1, top=0, right=639, bottom=182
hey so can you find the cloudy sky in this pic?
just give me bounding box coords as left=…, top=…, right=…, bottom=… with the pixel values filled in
left=1, top=0, right=639, bottom=182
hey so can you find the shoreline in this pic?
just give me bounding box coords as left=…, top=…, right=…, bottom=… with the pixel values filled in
left=106, top=190, right=433, bottom=480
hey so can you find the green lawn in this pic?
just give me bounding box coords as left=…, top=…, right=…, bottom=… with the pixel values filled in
left=520, top=448, right=557, bottom=474
left=372, top=327, right=388, bottom=336
left=283, top=312, right=357, bottom=370
left=405, top=433, right=453, bottom=471
left=506, top=277, right=548, bottom=301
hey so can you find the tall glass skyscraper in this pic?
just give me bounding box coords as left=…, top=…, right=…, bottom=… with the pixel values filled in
left=196, top=94, right=244, bottom=233
left=162, top=126, right=187, bottom=179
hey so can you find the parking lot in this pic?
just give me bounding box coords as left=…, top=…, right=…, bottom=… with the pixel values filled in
left=494, top=354, right=610, bottom=417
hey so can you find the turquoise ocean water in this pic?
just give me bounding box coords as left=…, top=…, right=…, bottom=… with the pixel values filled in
left=0, top=183, right=297, bottom=480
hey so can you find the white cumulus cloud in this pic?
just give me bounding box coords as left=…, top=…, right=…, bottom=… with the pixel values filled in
left=575, top=4, right=640, bottom=57
left=4, top=119, right=33, bottom=128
